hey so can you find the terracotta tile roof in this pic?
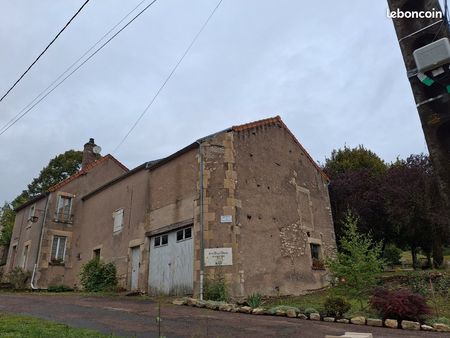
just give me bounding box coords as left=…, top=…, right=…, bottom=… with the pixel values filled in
left=48, top=154, right=129, bottom=192
left=232, top=116, right=329, bottom=181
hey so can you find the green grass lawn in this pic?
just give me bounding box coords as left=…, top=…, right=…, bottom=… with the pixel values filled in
left=0, top=313, right=115, bottom=338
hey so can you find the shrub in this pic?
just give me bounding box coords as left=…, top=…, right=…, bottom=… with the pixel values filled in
left=435, top=275, right=450, bottom=297
left=323, top=296, right=351, bottom=318
left=406, top=272, right=430, bottom=297
left=80, top=259, right=117, bottom=292
left=204, top=270, right=228, bottom=302
left=247, top=293, right=263, bottom=308
left=369, top=288, right=431, bottom=321
left=383, top=244, right=402, bottom=266
left=47, top=284, right=74, bottom=292
left=428, top=317, right=450, bottom=326
left=304, top=307, right=319, bottom=315
left=268, top=305, right=299, bottom=315
left=8, top=267, right=31, bottom=290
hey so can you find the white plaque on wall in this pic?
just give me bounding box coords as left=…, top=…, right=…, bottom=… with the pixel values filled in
left=204, top=248, right=233, bottom=266
left=220, top=215, right=232, bottom=223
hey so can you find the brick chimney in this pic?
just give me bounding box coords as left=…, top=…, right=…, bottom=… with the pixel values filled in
left=82, top=138, right=97, bottom=169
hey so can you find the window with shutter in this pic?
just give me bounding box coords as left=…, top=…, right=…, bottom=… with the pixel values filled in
left=113, top=208, right=124, bottom=233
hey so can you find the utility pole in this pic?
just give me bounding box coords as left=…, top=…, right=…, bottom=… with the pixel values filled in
left=387, top=0, right=450, bottom=209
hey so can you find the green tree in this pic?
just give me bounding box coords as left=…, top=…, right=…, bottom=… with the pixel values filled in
left=0, top=202, right=15, bottom=246
left=327, top=211, right=384, bottom=310
left=324, top=145, right=387, bottom=178
left=1, top=150, right=83, bottom=248
left=324, top=145, right=391, bottom=244
left=16, top=150, right=83, bottom=202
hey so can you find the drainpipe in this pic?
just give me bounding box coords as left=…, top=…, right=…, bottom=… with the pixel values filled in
left=30, top=194, right=50, bottom=290
left=196, top=141, right=205, bottom=300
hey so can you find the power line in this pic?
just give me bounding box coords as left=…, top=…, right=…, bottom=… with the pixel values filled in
left=113, top=0, right=224, bottom=153
left=0, top=0, right=91, bottom=104
left=0, top=0, right=150, bottom=135
left=0, top=0, right=159, bottom=137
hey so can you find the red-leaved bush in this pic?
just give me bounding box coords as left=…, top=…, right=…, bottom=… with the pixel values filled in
left=369, top=288, right=431, bottom=321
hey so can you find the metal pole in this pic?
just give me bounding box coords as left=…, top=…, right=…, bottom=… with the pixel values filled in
left=30, top=194, right=50, bottom=289
left=197, top=141, right=205, bottom=300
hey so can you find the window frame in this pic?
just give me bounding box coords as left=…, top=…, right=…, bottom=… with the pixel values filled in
left=310, top=243, right=321, bottom=261
left=154, top=234, right=168, bottom=248
left=112, top=208, right=124, bottom=233
left=55, top=194, right=73, bottom=223
left=51, top=235, right=67, bottom=263
left=176, top=227, right=193, bottom=242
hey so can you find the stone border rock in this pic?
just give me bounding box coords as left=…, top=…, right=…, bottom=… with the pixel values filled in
left=173, top=298, right=450, bottom=333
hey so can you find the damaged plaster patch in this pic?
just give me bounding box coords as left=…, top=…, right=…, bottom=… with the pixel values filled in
left=279, top=222, right=308, bottom=257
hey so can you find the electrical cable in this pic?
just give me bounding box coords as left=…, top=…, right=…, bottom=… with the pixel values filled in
left=0, top=0, right=91, bottom=103
left=0, top=0, right=158, bottom=137
left=0, top=0, right=149, bottom=135
left=113, top=0, right=224, bottom=153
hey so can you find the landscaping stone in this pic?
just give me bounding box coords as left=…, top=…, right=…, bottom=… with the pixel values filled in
left=323, top=317, right=335, bottom=322
left=384, top=319, right=398, bottom=329
left=350, top=316, right=366, bottom=325
left=275, top=309, right=286, bottom=316
left=195, top=300, right=206, bottom=308
left=185, top=298, right=197, bottom=306
left=218, top=303, right=234, bottom=312
left=297, top=314, right=308, bottom=320
left=336, top=319, right=350, bottom=324
left=309, top=313, right=321, bottom=321
left=366, top=318, right=382, bottom=327
left=421, top=324, right=434, bottom=331
left=172, top=299, right=186, bottom=306
left=401, top=320, right=420, bottom=330
left=205, top=302, right=219, bottom=310
left=252, top=308, right=265, bottom=315
left=238, top=306, right=253, bottom=314
left=433, top=323, right=450, bottom=332
left=286, top=309, right=297, bottom=318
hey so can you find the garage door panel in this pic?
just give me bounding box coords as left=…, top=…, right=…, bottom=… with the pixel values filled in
left=149, top=227, right=193, bottom=295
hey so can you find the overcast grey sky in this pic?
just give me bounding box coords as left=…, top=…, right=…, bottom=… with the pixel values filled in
left=0, top=0, right=431, bottom=204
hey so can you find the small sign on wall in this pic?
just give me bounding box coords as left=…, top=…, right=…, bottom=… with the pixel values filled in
left=220, top=215, right=233, bottom=223
left=205, top=248, right=233, bottom=266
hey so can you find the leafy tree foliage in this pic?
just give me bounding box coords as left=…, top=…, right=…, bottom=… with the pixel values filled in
left=327, top=212, right=384, bottom=309
left=324, top=145, right=387, bottom=177
left=0, top=150, right=83, bottom=248
left=0, top=203, right=15, bottom=246
left=383, top=154, right=448, bottom=268
left=324, top=146, right=391, bottom=244
left=325, top=146, right=449, bottom=269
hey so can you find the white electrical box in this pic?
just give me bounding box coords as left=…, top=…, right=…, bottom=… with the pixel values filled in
left=413, top=38, right=450, bottom=72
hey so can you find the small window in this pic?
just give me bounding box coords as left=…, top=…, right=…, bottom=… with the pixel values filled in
left=154, top=234, right=168, bottom=247
left=22, top=245, right=29, bottom=269
left=310, top=243, right=321, bottom=260
left=176, top=227, right=192, bottom=242
left=28, top=204, right=36, bottom=221
left=56, top=195, right=73, bottom=222
left=113, top=208, right=124, bottom=233
left=93, top=248, right=101, bottom=260
left=184, top=228, right=192, bottom=239
left=51, top=236, right=67, bottom=262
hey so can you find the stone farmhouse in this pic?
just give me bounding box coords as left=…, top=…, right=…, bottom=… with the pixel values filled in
left=5, top=116, right=336, bottom=297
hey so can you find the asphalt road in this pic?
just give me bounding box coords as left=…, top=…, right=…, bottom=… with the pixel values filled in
left=0, top=294, right=446, bottom=338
